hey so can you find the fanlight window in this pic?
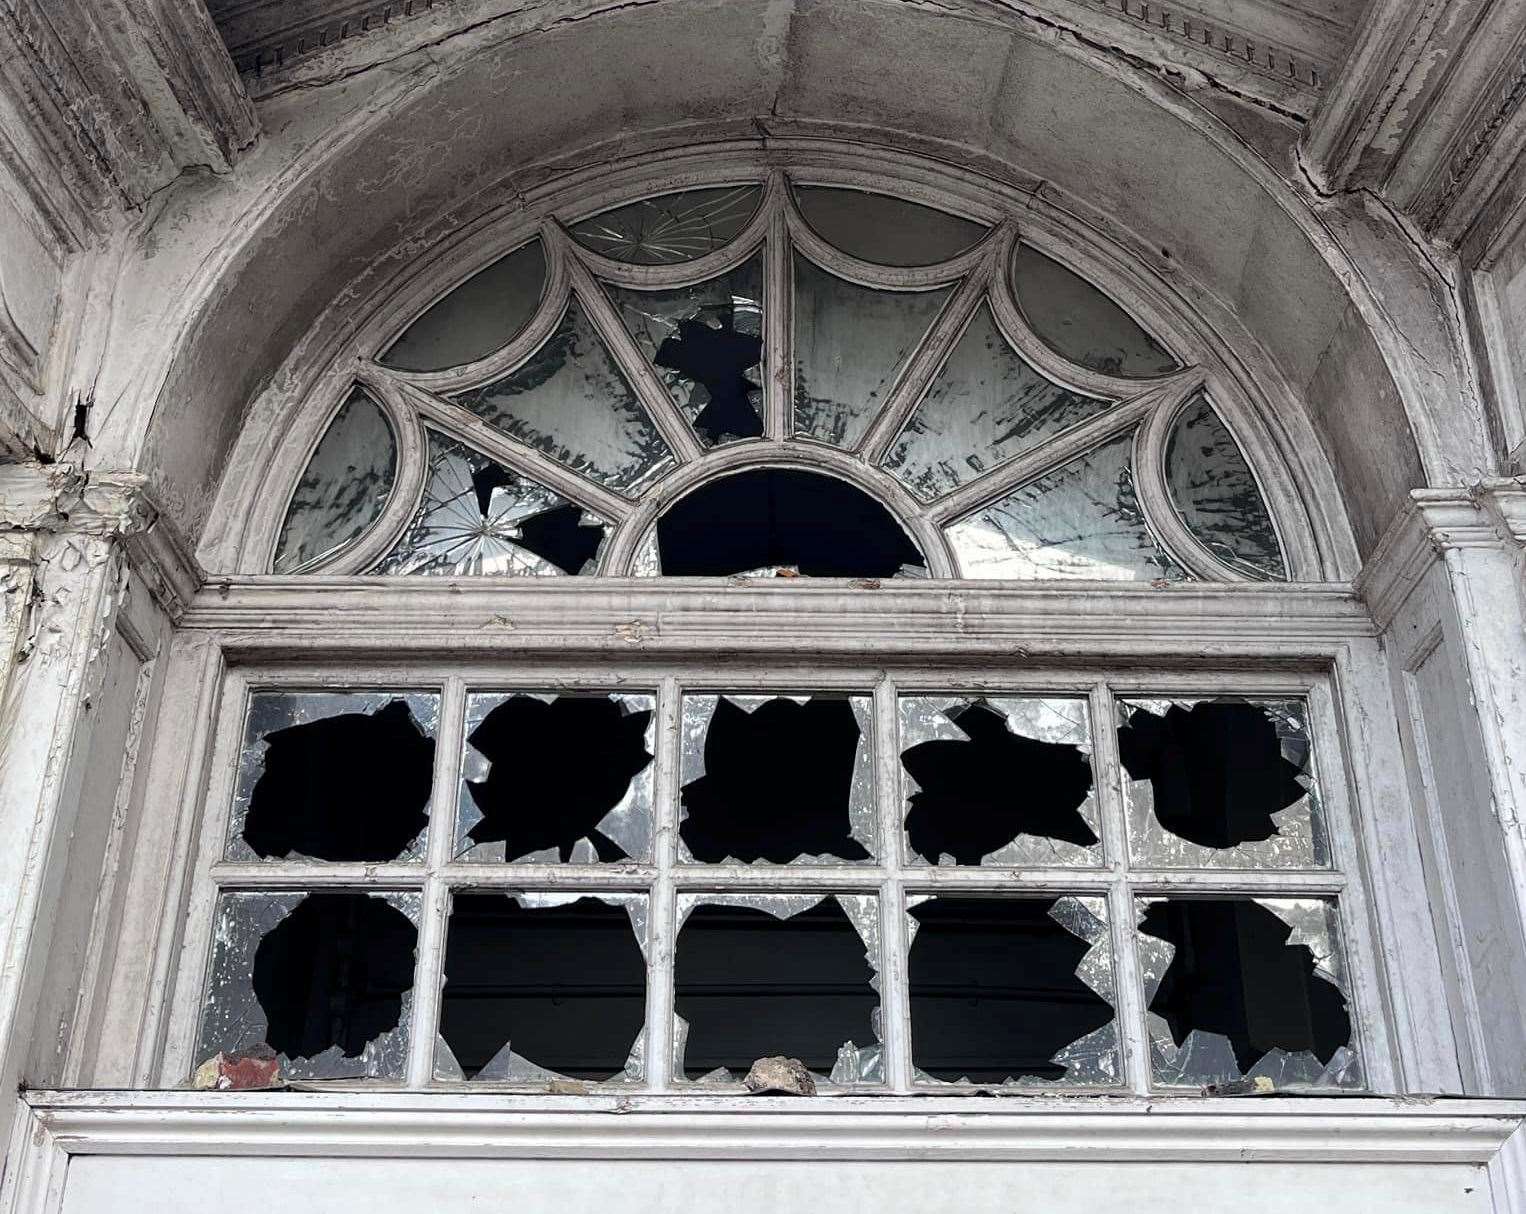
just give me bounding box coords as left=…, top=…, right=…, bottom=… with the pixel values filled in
left=272, top=178, right=1290, bottom=582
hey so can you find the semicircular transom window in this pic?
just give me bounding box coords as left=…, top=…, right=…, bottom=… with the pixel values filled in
left=273, top=175, right=1294, bottom=582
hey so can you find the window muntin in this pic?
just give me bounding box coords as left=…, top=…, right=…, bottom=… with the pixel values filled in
left=186, top=668, right=1368, bottom=1096
left=269, top=175, right=1293, bottom=584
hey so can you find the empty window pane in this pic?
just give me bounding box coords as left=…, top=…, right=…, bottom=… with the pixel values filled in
left=437, top=893, right=646, bottom=1083
left=899, top=696, right=1101, bottom=866
left=456, top=692, right=655, bottom=863
left=1137, top=896, right=1359, bottom=1089
left=228, top=690, right=439, bottom=864
left=570, top=186, right=761, bottom=263
left=679, top=694, right=876, bottom=864
left=274, top=387, right=396, bottom=574
left=195, top=891, right=419, bottom=1081
left=674, top=894, right=881, bottom=1083
left=907, top=895, right=1117, bottom=1086
left=794, top=186, right=985, bottom=266
left=1118, top=697, right=1328, bottom=869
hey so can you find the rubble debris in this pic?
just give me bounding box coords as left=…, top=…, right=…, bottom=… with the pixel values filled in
left=243, top=699, right=434, bottom=862
left=680, top=696, right=870, bottom=863
left=440, top=895, right=645, bottom=1080
left=251, top=893, right=417, bottom=1060
left=907, top=897, right=1113, bottom=1082
left=466, top=695, right=653, bottom=861
left=191, top=1047, right=282, bottom=1091
left=656, top=468, right=926, bottom=577
left=743, top=1055, right=817, bottom=1095
left=1117, top=701, right=1306, bottom=849
left=1139, top=898, right=1352, bottom=1074
left=900, top=700, right=1097, bottom=863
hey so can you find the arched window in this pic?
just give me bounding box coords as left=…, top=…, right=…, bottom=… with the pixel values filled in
left=179, top=159, right=1380, bottom=1100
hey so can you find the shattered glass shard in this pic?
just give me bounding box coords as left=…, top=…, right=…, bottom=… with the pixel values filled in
left=907, top=897, right=1115, bottom=1083
left=1117, top=701, right=1307, bottom=850
left=242, top=699, right=434, bottom=862
left=571, top=186, right=761, bottom=264
left=900, top=701, right=1097, bottom=863
left=512, top=503, right=606, bottom=574
left=674, top=898, right=879, bottom=1078
left=465, top=695, right=654, bottom=862
left=680, top=696, right=871, bottom=863
left=656, top=318, right=763, bottom=443
left=440, top=894, right=646, bottom=1081
left=1139, top=898, right=1352, bottom=1074
left=251, top=893, right=418, bottom=1061
left=656, top=468, right=925, bottom=578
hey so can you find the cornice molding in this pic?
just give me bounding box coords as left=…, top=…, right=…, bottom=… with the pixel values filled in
left=0, top=462, right=202, bottom=619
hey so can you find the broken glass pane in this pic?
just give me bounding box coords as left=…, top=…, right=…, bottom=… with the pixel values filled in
left=437, top=892, right=646, bottom=1083
left=274, top=388, right=396, bottom=574
left=679, top=694, right=876, bottom=864
left=605, top=256, right=764, bottom=445
left=899, top=697, right=1101, bottom=867
left=570, top=186, right=761, bottom=264
left=1166, top=394, right=1288, bottom=581
left=907, top=895, right=1118, bottom=1087
left=379, top=239, right=547, bottom=372
left=656, top=468, right=926, bottom=578
left=793, top=256, right=950, bottom=449
left=452, top=297, right=673, bottom=493
left=630, top=526, right=661, bottom=577
left=1137, top=896, right=1361, bottom=1089
left=945, top=433, right=1190, bottom=581
left=227, top=690, right=439, bottom=863
left=194, top=890, right=419, bottom=1081
left=456, top=691, right=655, bottom=863
left=1010, top=244, right=1179, bottom=377
left=371, top=430, right=609, bottom=576
left=883, top=304, right=1114, bottom=501
left=1117, top=697, right=1329, bottom=869
left=673, top=893, right=881, bottom=1084
left=794, top=186, right=986, bottom=266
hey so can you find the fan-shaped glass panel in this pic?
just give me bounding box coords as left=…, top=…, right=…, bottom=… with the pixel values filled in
left=795, top=186, right=986, bottom=266
left=373, top=431, right=608, bottom=576
left=570, top=186, right=761, bottom=264
left=1011, top=245, right=1178, bottom=378
left=274, top=387, right=396, bottom=573
left=1166, top=394, right=1287, bottom=580
left=452, top=297, right=672, bottom=493
left=380, top=240, right=546, bottom=373
left=946, top=433, right=1187, bottom=581
left=794, top=256, right=951, bottom=449
left=883, top=304, right=1113, bottom=501
left=605, top=257, right=764, bottom=446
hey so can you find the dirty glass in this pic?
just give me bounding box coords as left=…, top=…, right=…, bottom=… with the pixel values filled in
left=898, top=696, right=1101, bottom=867
left=678, top=693, right=877, bottom=864
left=455, top=691, right=655, bottom=863
left=794, top=186, right=985, bottom=266
left=1118, top=697, right=1329, bottom=869
left=371, top=430, right=609, bottom=576
left=945, top=433, right=1189, bottom=581
left=226, top=690, right=440, bottom=864
left=605, top=256, right=764, bottom=445
left=274, top=387, right=396, bottom=573
left=907, top=895, right=1118, bottom=1088
left=194, top=890, right=420, bottom=1082
left=452, top=297, right=673, bottom=493
left=1010, top=244, right=1178, bottom=377
left=655, top=468, right=926, bottom=578
left=1166, top=394, right=1287, bottom=581
left=883, top=304, right=1114, bottom=501
left=793, top=255, right=950, bottom=449
left=570, top=185, right=761, bottom=264
left=673, top=893, right=882, bottom=1084
left=379, top=239, right=547, bottom=372
left=436, top=892, right=647, bottom=1084
left=1137, top=896, right=1361, bottom=1090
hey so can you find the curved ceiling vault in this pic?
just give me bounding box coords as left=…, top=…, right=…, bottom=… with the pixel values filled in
left=141, top=0, right=1430, bottom=565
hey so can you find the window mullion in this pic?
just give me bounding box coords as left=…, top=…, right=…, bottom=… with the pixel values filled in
left=645, top=677, right=682, bottom=1091
left=873, top=676, right=913, bottom=1092
left=1089, top=681, right=1152, bottom=1095
left=763, top=204, right=792, bottom=441
left=406, top=675, right=467, bottom=1088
